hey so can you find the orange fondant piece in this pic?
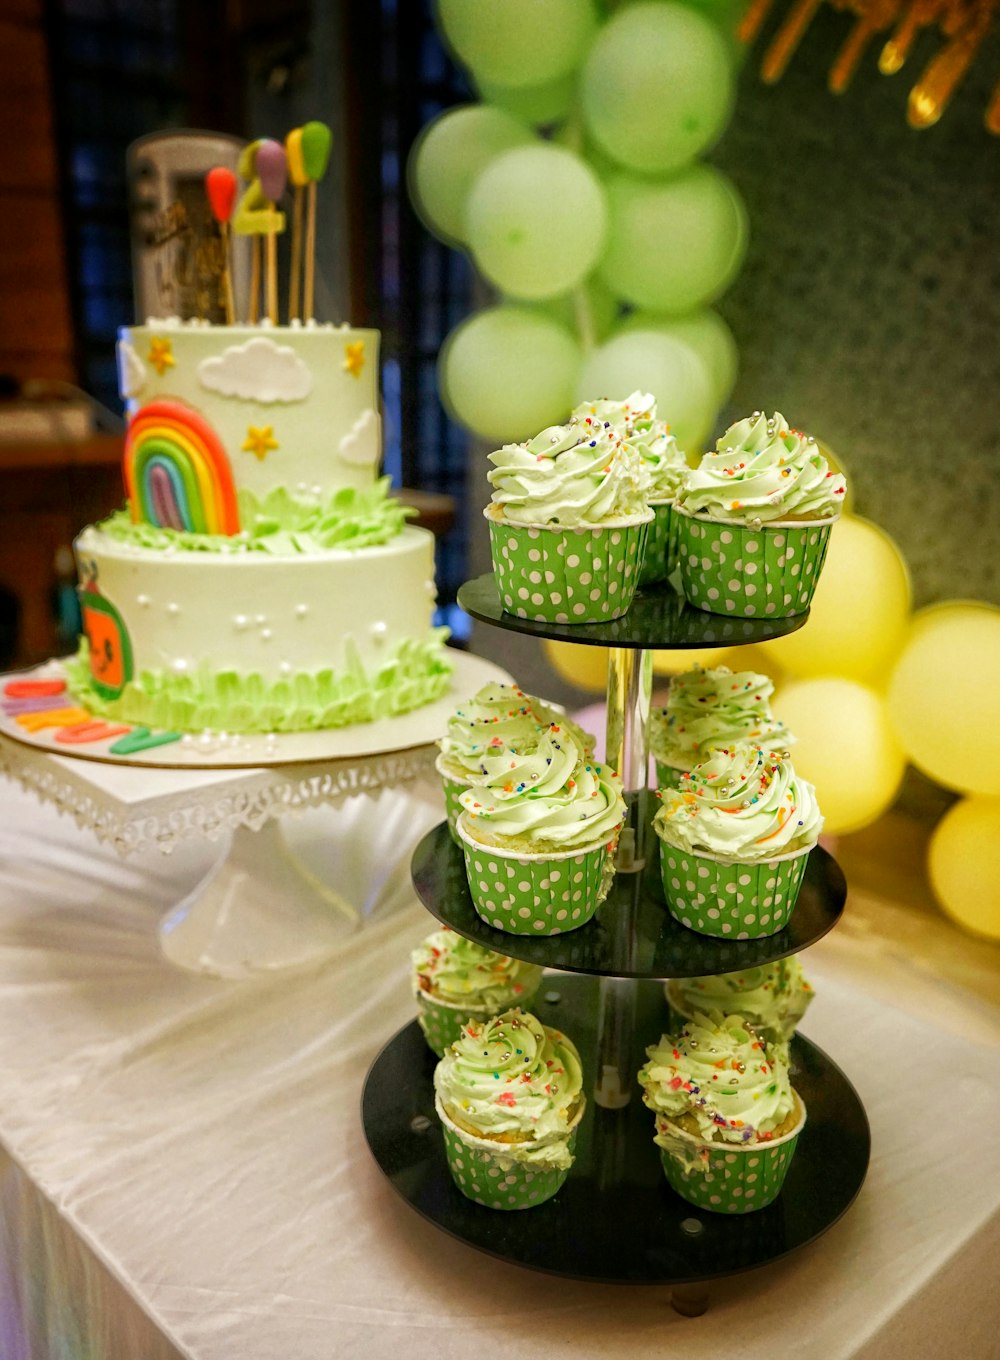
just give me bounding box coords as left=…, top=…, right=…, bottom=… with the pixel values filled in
left=84, top=604, right=127, bottom=691
left=55, top=720, right=131, bottom=744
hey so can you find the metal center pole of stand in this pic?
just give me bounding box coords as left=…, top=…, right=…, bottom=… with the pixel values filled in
left=594, top=646, right=652, bottom=1110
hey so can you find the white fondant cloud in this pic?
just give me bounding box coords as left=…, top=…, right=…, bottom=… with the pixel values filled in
left=197, top=336, right=313, bottom=404
left=338, top=408, right=380, bottom=467
left=116, top=339, right=147, bottom=399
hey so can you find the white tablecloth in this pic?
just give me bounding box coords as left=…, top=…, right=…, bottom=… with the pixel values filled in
left=1, top=781, right=999, bottom=1360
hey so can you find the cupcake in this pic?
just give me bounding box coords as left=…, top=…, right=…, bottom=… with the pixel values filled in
left=435, top=682, right=594, bottom=844
left=434, top=1008, right=585, bottom=1210
left=638, top=1010, right=805, bottom=1214
left=653, top=743, right=822, bottom=939
left=411, top=927, right=544, bottom=1057
left=665, top=956, right=814, bottom=1062
left=456, top=727, right=625, bottom=935
left=485, top=409, right=653, bottom=624
left=650, top=664, right=794, bottom=789
left=674, top=410, right=846, bottom=618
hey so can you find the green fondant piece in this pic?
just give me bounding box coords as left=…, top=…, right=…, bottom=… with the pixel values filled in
left=301, top=121, right=332, bottom=181
left=67, top=628, right=452, bottom=735
left=109, top=726, right=183, bottom=756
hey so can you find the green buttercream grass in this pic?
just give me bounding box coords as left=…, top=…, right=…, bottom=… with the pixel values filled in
left=66, top=629, right=452, bottom=734
left=99, top=476, right=411, bottom=555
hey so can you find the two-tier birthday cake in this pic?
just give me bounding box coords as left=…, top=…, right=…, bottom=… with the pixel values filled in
left=67, top=320, right=452, bottom=734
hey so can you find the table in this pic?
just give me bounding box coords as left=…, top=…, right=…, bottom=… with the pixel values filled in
left=1, top=779, right=999, bottom=1360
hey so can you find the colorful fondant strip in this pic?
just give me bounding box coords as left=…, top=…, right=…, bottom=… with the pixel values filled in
left=4, top=678, right=67, bottom=699
left=124, top=398, right=240, bottom=536
left=109, top=726, right=183, bottom=756
left=3, top=694, right=80, bottom=715
left=16, top=707, right=91, bottom=732
left=55, top=720, right=131, bottom=744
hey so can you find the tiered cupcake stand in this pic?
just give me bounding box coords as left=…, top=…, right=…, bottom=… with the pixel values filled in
left=362, top=576, right=870, bottom=1312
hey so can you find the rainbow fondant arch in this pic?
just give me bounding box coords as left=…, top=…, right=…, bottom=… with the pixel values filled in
left=124, top=399, right=240, bottom=536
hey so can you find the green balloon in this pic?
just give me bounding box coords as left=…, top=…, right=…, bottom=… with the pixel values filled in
left=437, top=0, right=599, bottom=88
left=518, top=276, right=620, bottom=344
left=599, top=167, right=748, bottom=315
left=476, top=70, right=577, bottom=127
left=440, top=305, right=582, bottom=442
left=301, top=121, right=332, bottom=181
left=577, top=329, right=716, bottom=453
left=580, top=3, right=734, bottom=175
left=465, top=144, right=607, bottom=301
left=408, top=105, right=533, bottom=246
left=618, top=308, right=739, bottom=407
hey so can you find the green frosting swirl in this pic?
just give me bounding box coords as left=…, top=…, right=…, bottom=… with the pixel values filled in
left=630, top=420, right=689, bottom=502
left=651, top=665, right=795, bottom=769
left=100, top=477, right=410, bottom=555
left=434, top=1008, right=583, bottom=1158
left=412, top=929, right=543, bottom=1010
left=678, top=410, right=847, bottom=524
left=667, top=958, right=814, bottom=1047
left=571, top=391, right=656, bottom=433
left=487, top=416, right=651, bottom=526
left=639, top=1010, right=795, bottom=1146
left=459, top=728, right=625, bottom=851
left=653, top=744, right=822, bottom=860
left=66, top=630, right=452, bottom=734
left=438, top=682, right=594, bottom=781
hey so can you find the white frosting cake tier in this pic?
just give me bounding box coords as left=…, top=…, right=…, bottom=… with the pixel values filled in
left=70, top=525, right=451, bottom=734
left=117, top=321, right=381, bottom=518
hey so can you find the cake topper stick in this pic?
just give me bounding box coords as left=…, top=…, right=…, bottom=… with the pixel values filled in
left=233, top=140, right=286, bottom=324
left=285, top=128, right=308, bottom=322
left=205, top=167, right=237, bottom=324
left=301, top=121, right=333, bottom=321
left=256, top=140, right=289, bottom=325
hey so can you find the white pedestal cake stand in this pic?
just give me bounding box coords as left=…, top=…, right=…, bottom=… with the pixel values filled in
left=0, top=650, right=510, bottom=980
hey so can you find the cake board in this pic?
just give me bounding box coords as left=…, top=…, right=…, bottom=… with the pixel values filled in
left=0, top=650, right=512, bottom=979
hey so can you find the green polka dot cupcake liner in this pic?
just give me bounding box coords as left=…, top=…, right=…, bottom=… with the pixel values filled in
left=486, top=509, right=652, bottom=624
left=437, top=1099, right=582, bottom=1210
left=415, top=986, right=541, bottom=1058
left=456, top=818, right=611, bottom=936
left=656, top=837, right=812, bottom=938
left=673, top=508, right=836, bottom=618
left=638, top=501, right=678, bottom=588
left=656, top=1098, right=805, bottom=1214
left=435, top=755, right=471, bottom=846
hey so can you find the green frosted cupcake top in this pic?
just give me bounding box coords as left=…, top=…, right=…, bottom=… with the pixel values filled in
left=651, top=665, right=795, bottom=769
left=434, top=1008, right=583, bottom=1142
left=487, top=411, right=651, bottom=526
left=639, top=1010, right=795, bottom=1145
left=678, top=410, right=847, bottom=524
left=459, top=727, right=625, bottom=850
left=412, top=928, right=543, bottom=1009
left=667, top=957, right=814, bottom=1043
left=438, top=681, right=594, bottom=779
left=630, top=421, right=689, bottom=502
left=571, top=391, right=657, bottom=432
left=654, top=743, right=822, bottom=861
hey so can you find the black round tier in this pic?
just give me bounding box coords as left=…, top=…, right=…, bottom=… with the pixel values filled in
left=457, top=573, right=809, bottom=649
left=362, top=976, right=870, bottom=1285
left=411, top=814, right=846, bottom=979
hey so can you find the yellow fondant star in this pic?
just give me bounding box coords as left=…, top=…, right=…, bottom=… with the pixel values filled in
left=242, top=425, right=279, bottom=461
left=343, top=340, right=366, bottom=379
left=147, top=335, right=175, bottom=376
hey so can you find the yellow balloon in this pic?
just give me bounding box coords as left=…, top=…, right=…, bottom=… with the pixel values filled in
left=651, top=645, right=734, bottom=675
left=765, top=516, right=911, bottom=685
left=774, top=678, right=906, bottom=834
left=928, top=797, right=1000, bottom=940
left=887, top=602, right=1000, bottom=796
left=543, top=639, right=609, bottom=692
left=710, top=643, right=783, bottom=681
